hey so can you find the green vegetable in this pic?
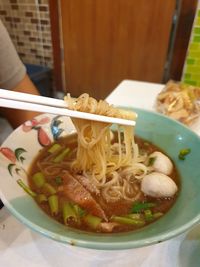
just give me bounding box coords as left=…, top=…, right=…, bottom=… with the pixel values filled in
left=131, top=202, right=156, bottom=213
left=148, top=157, right=156, bottom=166
left=17, top=179, right=37, bottom=198
left=53, top=148, right=70, bottom=163
left=73, top=204, right=86, bottom=217
left=111, top=216, right=145, bottom=226
left=42, top=182, right=57, bottom=195
left=48, top=143, right=61, bottom=154
left=54, top=176, right=63, bottom=185
left=32, top=172, right=45, bottom=188
left=36, top=194, right=48, bottom=203
left=63, top=202, right=78, bottom=225
left=144, top=209, right=153, bottom=221
left=83, top=214, right=102, bottom=229
left=153, top=212, right=163, bottom=219
left=126, top=213, right=142, bottom=220
left=48, top=195, right=59, bottom=216
left=178, top=148, right=191, bottom=160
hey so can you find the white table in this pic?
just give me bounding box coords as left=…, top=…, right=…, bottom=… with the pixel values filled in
left=1, top=80, right=200, bottom=267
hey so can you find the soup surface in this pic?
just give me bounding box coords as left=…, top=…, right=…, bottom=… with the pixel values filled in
left=28, top=133, right=180, bottom=233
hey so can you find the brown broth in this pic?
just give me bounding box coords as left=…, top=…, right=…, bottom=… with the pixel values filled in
left=28, top=133, right=180, bottom=233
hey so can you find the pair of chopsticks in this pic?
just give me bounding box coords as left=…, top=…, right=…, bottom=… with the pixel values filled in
left=0, top=89, right=136, bottom=126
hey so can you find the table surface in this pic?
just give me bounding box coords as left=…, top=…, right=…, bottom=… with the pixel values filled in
left=1, top=80, right=200, bottom=267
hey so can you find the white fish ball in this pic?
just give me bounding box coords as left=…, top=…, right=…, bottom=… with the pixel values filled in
left=141, top=172, right=178, bottom=198
left=149, top=151, right=173, bottom=175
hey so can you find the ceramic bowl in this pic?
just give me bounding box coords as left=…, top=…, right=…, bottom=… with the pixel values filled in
left=1, top=108, right=200, bottom=250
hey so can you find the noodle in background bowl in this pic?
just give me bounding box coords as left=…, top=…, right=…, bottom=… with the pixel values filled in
left=1, top=108, right=200, bottom=250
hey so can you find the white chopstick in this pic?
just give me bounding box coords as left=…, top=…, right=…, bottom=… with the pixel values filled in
left=0, top=89, right=136, bottom=126
left=0, top=88, right=66, bottom=108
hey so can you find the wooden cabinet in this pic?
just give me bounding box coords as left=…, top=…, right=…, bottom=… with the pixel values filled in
left=59, top=0, right=176, bottom=99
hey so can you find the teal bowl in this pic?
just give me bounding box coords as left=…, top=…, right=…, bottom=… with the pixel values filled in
left=0, top=108, right=200, bottom=250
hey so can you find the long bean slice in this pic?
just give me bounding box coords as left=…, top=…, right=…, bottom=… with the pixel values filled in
left=126, top=213, right=142, bottom=220
left=83, top=214, right=102, bottom=230
left=53, top=148, right=70, bottom=163
left=43, top=182, right=57, bottom=195
left=17, top=179, right=37, bottom=198
left=144, top=209, right=153, bottom=221
left=48, top=195, right=59, bottom=216
left=48, top=143, right=61, bottom=154
left=63, top=202, right=78, bottom=225
left=111, top=216, right=145, bottom=226
left=73, top=204, right=86, bottom=217
left=153, top=212, right=163, bottom=219
left=32, top=172, right=45, bottom=188
left=36, top=194, right=48, bottom=203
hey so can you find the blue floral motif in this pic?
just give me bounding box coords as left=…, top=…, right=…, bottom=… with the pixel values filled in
left=50, top=115, right=64, bottom=140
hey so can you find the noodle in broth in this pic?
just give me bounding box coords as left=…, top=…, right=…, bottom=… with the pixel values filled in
left=27, top=94, right=179, bottom=233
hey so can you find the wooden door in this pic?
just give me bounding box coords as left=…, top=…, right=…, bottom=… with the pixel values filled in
left=60, top=0, right=176, bottom=99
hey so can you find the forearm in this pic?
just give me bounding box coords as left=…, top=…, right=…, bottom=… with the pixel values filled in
left=0, top=74, right=41, bottom=128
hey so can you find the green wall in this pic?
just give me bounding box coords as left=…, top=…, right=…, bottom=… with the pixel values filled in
left=182, top=4, right=200, bottom=86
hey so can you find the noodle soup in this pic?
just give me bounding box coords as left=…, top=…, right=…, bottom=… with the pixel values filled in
left=28, top=133, right=179, bottom=233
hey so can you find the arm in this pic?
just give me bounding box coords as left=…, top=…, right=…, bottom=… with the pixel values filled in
left=0, top=74, right=41, bottom=128
left=0, top=19, right=41, bottom=128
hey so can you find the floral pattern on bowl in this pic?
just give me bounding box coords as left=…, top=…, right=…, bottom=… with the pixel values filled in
left=0, top=114, right=75, bottom=191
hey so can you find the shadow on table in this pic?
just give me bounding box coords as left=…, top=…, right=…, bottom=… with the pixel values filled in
left=179, top=224, right=200, bottom=267
left=0, top=208, right=27, bottom=249
left=30, top=231, right=154, bottom=267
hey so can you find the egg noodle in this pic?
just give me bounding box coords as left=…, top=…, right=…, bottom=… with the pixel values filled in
left=64, top=93, right=150, bottom=202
